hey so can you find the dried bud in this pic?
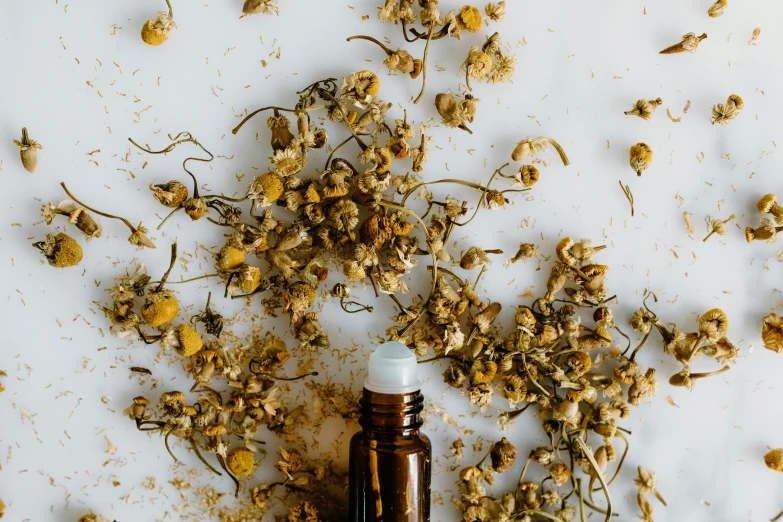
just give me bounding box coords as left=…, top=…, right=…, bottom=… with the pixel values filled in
left=629, top=142, right=653, bottom=176
left=13, top=127, right=43, bottom=173
left=490, top=438, right=517, bottom=472
left=659, top=32, right=707, bottom=55
left=458, top=5, right=483, bottom=32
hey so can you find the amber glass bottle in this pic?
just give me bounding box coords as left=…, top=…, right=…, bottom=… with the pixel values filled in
left=349, top=342, right=431, bottom=522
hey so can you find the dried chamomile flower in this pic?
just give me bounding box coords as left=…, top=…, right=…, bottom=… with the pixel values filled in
left=708, top=0, right=728, bottom=17
left=150, top=180, right=189, bottom=208
left=624, top=98, right=663, bottom=120
left=410, top=124, right=430, bottom=172
left=77, top=515, right=111, bottom=522
left=226, top=447, right=256, bottom=476
left=757, top=194, right=783, bottom=224
left=61, top=182, right=155, bottom=249
left=515, top=164, right=540, bottom=187
left=342, top=70, right=381, bottom=108
left=630, top=308, right=654, bottom=334
left=711, top=94, right=744, bottom=125
left=240, top=0, right=278, bottom=18
left=271, top=147, right=304, bottom=177
left=216, top=245, right=246, bottom=272
left=162, top=324, right=203, bottom=357
left=458, top=5, right=483, bottom=33
left=765, top=448, right=783, bottom=472
left=485, top=1, right=505, bottom=22
left=489, top=438, right=517, bottom=472
left=659, top=32, right=707, bottom=54
left=464, top=46, right=493, bottom=91
left=745, top=219, right=783, bottom=244
left=510, top=243, right=538, bottom=263
left=284, top=281, right=317, bottom=321
left=41, top=201, right=102, bottom=240
left=141, top=245, right=180, bottom=327
left=141, top=0, right=176, bottom=46
left=435, top=92, right=479, bottom=134
left=511, top=137, right=570, bottom=166
left=703, top=214, right=735, bottom=242
left=13, top=127, right=42, bottom=173
left=669, top=365, right=729, bottom=390
left=698, top=308, right=729, bottom=343
left=629, top=142, right=653, bottom=176
left=33, top=233, right=83, bottom=268
left=347, top=36, right=421, bottom=78
left=762, top=314, right=783, bottom=353
left=460, top=246, right=503, bottom=270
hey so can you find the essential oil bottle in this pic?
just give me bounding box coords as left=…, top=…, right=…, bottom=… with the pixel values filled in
left=349, top=341, right=432, bottom=522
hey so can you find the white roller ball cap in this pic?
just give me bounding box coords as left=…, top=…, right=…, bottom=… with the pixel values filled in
left=364, top=341, right=420, bottom=394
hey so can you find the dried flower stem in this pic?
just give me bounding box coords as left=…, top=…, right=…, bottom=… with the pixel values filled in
left=772, top=508, right=783, bottom=522
left=346, top=35, right=393, bottom=55
left=340, top=298, right=374, bottom=313
left=156, top=242, right=178, bottom=292
left=628, top=331, right=651, bottom=362
left=413, top=24, right=435, bottom=104
left=577, top=478, right=587, bottom=522
left=189, top=437, right=221, bottom=475
left=574, top=436, right=613, bottom=522
left=231, top=105, right=325, bottom=135
left=60, top=182, right=141, bottom=235
left=216, top=453, right=241, bottom=498
left=619, top=181, right=634, bottom=217
left=148, top=273, right=217, bottom=287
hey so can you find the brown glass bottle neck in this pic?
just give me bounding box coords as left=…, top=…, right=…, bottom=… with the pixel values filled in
left=359, top=388, right=424, bottom=431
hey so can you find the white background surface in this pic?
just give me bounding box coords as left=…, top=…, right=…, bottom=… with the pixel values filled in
left=2, top=1, right=783, bottom=520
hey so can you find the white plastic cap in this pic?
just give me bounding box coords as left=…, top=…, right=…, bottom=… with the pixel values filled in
left=364, top=341, right=420, bottom=394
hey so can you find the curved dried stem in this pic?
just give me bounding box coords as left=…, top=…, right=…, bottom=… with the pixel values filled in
left=413, top=24, right=435, bottom=104
left=628, top=330, right=652, bottom=362
left=574, top=437, right=613, bottom=522
left=60, top=182, right=137, bottom=232
left=164, top=426, right=178, bottom=462
left=155, top=242, right=178, bottom=292
left=157, top=206, right=182, bottom=230
left=216, top=453, right=241, bottom=498
left=164, top=0, right=173, bottom=18
left=188, top=437, right=222, bottom=475
left=346, top=35, right=392, bottom=55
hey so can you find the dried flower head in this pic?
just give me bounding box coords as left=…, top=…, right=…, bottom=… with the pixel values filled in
left=141, top=1, right=176, bottom=46
left=435, top=92, right=478, bottom=134
left=757, top=194, right=783, bottom=224
left=150, top=180, right=189, bottom=208
left=765, top=448, right=783, bottom=472
left=711, top=94, right=744, bottom=125
left=489, top=437, right=517, bottom=472
left=708, top=0, right=728, bottom=17
left=33, top=233, right=83, bottom=268
left=511, top=136, right=570, bottom=166
left=485, top=1, right=505, bottom=22
left=241, top=0, right=279, bottom=17
left=510, top=243, right=538, bottom=263
left=342, top=70, right=381, bottom=108
left=226, top=447, right=256, bottom=476
left=624, top=98, right=663, bottom=120
left=703, top=214, right=735, bottom=242
left=460, top=246, right=502, bottom=270
left=659, top=32, right=707, bottom=54
left=77, top=515, right=111, bottom=522
left=516, top=164, right=540, bottom=187
left=762, top=314, right=783, bottom=353
left=13, top=127, right=43, bottom=173
left=142, top=289, right=179, bottom=327
left=629, top=142, right=653, bottom=176
left=465, top=47, right=493, bottom=90
left=458, top=5, right=483, bottom=33
left=698, top=308, right=729, bottom=343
